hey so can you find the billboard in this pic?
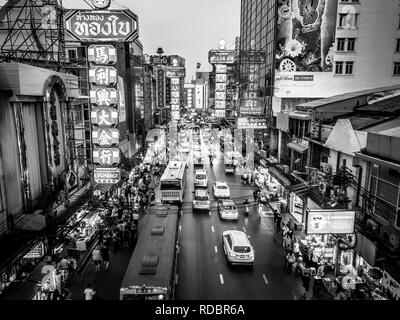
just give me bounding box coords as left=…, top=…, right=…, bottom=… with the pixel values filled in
left=276, top=0, right=338, bottom=72
left=306, top=209, right=355, bottom=235
left=65, top=10, right=139, bottom=42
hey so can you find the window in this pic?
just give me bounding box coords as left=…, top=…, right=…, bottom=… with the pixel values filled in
left=337, top=38, right=345, bottom=51
left=396, top=39, right=400, bottom=53
left=67, top=48, right=77, bottom=61
left=339, top=13, right=359, bottom=28
left=339, top=14, right=347, bottom=27
left=347, top=38, right=356, bottom=51
left=345, top=61, right=354, bottom=74
left=394, top=62, right=400, bottom=75
left=335, top=61, right=344, bottom=74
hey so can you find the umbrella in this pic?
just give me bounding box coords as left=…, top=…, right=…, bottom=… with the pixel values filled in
left=368, top=267, right=383, bottom=280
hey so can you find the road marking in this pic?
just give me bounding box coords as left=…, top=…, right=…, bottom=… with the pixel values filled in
left=179, top=225, right=182, bottom=232
left=175, top=274, right=179, bottom=284
left=262, top=274, right=269, bottom=285
left=219, top=274, right=224, bottom=284
left=242, top=226, right=246, bottom=233
left=214, top=246, right=218, bottom=253
left=211, top=226, right=215, bottom=232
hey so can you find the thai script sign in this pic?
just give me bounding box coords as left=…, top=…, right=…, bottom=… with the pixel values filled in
left=93, top=148, right=120, bottom=165
left=305, top=210, right=355, bottom=235
left=90, top=87, right=118, bottom=106
left=208, top=50, right=235, bottom=64
left=92, top=128, right=119, bottom=146
left=165, top=68, right=186, bottom=78
left=151, top=55, right=171, bottom=65
left=89, top=66, right=118, bottom=86
left=65, top=10, right=138, bottom=42
left=237, top=117, right=268, bottom=129
left=240, top=51, right=266, bottom=64
left=88, top=45, right=117, bottom=65
left=93, top=167, right=121, bottom=184
left=91, top=108, right=119, bottom=126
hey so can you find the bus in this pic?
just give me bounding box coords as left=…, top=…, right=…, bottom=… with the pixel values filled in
left=160, top=160, right=187, bottom=203
left=120, top=204, right=180, bottom=300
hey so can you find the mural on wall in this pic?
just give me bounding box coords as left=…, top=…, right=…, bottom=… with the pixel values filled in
left=276, top=0, right=338, bottom=72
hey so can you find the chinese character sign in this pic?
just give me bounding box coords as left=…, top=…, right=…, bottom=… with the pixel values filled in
left=89, top=66, right=118, bottom=86
left=90, top=88, right=118, bottom=107
left=93, top=148, right=120, bottom=166
left=92, top=128, right=119, bottom=146
left=88, top=45, right=117, bottom=65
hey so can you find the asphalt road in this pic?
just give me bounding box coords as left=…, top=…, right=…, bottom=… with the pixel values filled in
left=175, top=129, right=304, bottom=300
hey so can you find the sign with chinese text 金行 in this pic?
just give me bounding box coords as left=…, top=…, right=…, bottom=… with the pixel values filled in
left=65, top=10, right=138, bottom=42
left=208, top=50, right=235, bottom=64
left=305, top=210, right=355, bottom=235
left=91, top=108, right=119, bottom=126
left=89, top=66, right=118, bottom=86
left=93, top=148, right=120, bottom=166
left=88, top=45, right=117, bottom=65
left=90, top=87, right=118, bottom=106
left=93, top=167, right=121, bottom=184
left=92, top=128, right=119, bottom=146
left=237, top=117, right=268, bottom=129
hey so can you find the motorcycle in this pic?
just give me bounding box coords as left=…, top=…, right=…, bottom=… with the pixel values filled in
left=244, top=201, right=250, bottom=216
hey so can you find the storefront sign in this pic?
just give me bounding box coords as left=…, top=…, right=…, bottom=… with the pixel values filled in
left=23, top=242, right=45, bottom=259
left=208, top=50, right=235, bottom=64
left=91, top=108, right=119, bottom=126
left=306, top=210, right=355, bottom=235
left=151, top=55, right=170, bottom=65
left=88, top=44, right=117, bottom=65
left=90, top=87, right=118, bottom=106
left=65, top=10, right=138, bottom=42
left=237, top=117, right=268, bottom=129
left=294, top=75, right=314, bottom=81
left=89, top=66, right=118, bottom=86
left=165, top=68, right=186, bottom=78
left=93, top=148, right=120, bottom=165
left=94, top=167, right=121, bottom=184
left=92, top=128, right=119, bottom=146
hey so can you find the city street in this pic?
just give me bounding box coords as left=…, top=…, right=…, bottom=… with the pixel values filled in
left=175, top=130, right=304, bottom=300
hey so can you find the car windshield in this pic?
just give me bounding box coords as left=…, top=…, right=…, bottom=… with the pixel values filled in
left=195, top=195, right=208, bottom=201
left=217, top=185, right=227, bottom=189
left=196, top=174, right=206, bottom=179
left=233, top=246, right=251, bottom=253
left=222, top=205, right=235, bottom=211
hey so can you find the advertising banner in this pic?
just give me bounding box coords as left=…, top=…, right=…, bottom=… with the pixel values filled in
left=215, top=100, right=226, bottom=109
left=93, top=167, right=121, bottom=184
left=216, top=83, right=227, bottom=91
left=208, top=50, right=235, bottom=64
left=88, top=45, right=117, bottom=65
left=215, top=92, right=226, bottom=100
left=306, top=209, right=355, bottom=235
left=276, top=0, right=338, bottom=72
left=65, top=10, right=139, bottom=42
left=240, top=50, right=266, bottom=64
left=91, top=108, right=119, bottom=126
left=216, top=74, right=227, bottom=82
left=23, top=242, right=45, bottom=259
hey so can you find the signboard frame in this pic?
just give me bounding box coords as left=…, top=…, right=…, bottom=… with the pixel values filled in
left=305, top=209, right=356, bottom=235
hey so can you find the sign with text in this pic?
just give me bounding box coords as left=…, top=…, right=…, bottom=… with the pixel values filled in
left=93, top=167, right=121, bottom=184
left=215, top=64, right=227, bottom=73
left=23, top=242, right=45, bottom=259
left=88, top=45, right=117, bottom=65
left=306, top=210, right=355, bottom=235
left=237, top=117, right=268, bottom=129
left=215, top=109, right=226, bottom=117
left=91, top=108, right=119, bottom=126
left=216, top=74, right=227, bottom=82
left=92, top=127, right=119, bottom=146
left=208, top=50, right=235, bottom=64
left=89, top=66, right=118, bottom=86
left=90, top=87, right=118, bottom=106
left=151, top=55, right=171, bottom=65
left=239, top=50, right=266, bottom=64
left=294, top=75, right=314, bottom=81
left=93, top=148, right=120, bottom=166
left=165, top=68, right=186, bottom=78
left=65, top=10, right=138, bottom=42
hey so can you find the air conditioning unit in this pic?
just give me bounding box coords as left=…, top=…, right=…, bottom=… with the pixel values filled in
left=320, top=163, right=332, bottom=174
left=282, top=165, right=290, bottom=174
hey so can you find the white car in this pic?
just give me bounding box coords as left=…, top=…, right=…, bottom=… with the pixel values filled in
left=222, top=230, right=254, bottom=266
left=213, top=181, right=230, bottom=198
left=218, top=199, right=239, bottom=220
left=194, top=169, right=208, bottom=188
left=193, top=189, right=211, bottom=211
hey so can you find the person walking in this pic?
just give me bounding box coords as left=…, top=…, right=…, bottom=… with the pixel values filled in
left=286, top=250, right=296, bottom=273
left=258, top=203, right=263, bottom=219
left=276, top=213, right=282, bottom=233
left=84, top=283, right=96, bottom=300
left=293, top=238, right=300, bottom=259
left=92, top=245, right=102, bottom=272
left=100, top=244, right=111, bottom=271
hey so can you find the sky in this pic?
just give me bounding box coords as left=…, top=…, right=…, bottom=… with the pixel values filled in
left=64, top=0, right=241, bottom=81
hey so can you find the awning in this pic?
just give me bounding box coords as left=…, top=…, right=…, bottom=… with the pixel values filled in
left=268, top=166, right=291, bottom=188
left=289, top=111, right=311, bottom=120
left=287, top=141, right=309, bottom=153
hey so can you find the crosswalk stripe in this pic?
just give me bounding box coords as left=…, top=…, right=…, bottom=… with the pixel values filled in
left=211, top=226, right=215, bottom=232
left=219, top=274, right=224, bottom=284
left=262, top=274, right=268, bottom=285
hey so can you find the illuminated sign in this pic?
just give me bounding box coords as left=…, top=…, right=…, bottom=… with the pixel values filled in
left=91, top=108, right=119, bottom=126
left=65, top=10, right=138, bottom=42
left=216, top=64, right=227, bottom=73
left=90, top=87, right=118, bottom=106
left=165, top=68, right=186, bottom=78
left=23, top=242, right=45, bottom=259
left=237, top=117, right=268, bottom=129
left=306, top=210, right=355, bottom=235
left=92, top=127, right=119, bottom=146
left=216, top=74, right=227, bottom=82
left=89, top=66, right=118, bottom=86
left=215, top=92, right=226, bottom=100
left=93, top=148, right=120, bottom=165
left=93, top=167, right=121, bottom=184
left=88, top=45, right=117, bottom=65
left=151, top=55, right=171, bottom=65
left=208, top=50, right=235, bottom=64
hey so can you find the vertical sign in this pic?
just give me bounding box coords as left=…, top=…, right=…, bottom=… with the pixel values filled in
left=157, top=69, right=165, bottom=110
left=170, top=77, right=180, bottom=120
left=214, top=64, right=227, bottom=118
left=240, top=64, right=261, bottom=115
left=88, top=44, right=121, bottom=185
